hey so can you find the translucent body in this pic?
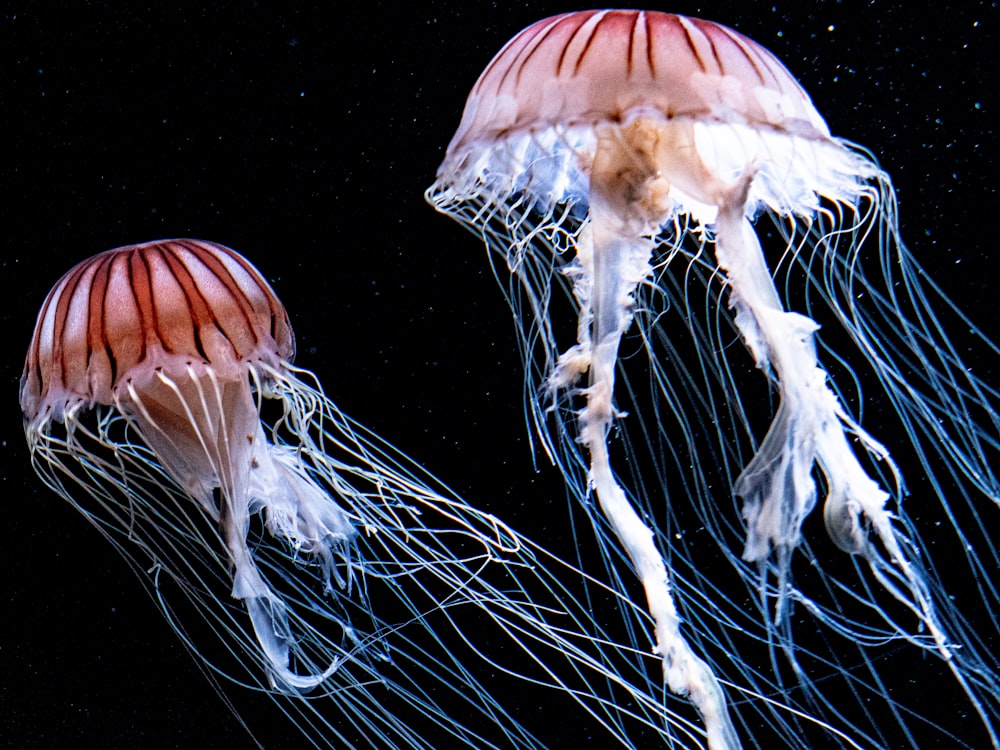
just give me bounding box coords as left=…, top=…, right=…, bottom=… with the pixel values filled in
left=22, top=239, right=700, bottom=748
left=428, top=10, right=1000, bottom=749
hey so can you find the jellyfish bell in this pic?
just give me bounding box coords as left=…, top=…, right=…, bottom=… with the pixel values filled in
left=22, top=238, right=696, bottom=748
left=441, top=10, right=854, bottom=225
left=429, top=9, right=999, bottom=749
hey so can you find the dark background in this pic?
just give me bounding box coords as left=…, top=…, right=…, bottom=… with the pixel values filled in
left=1, top=2, right=996, bottom=748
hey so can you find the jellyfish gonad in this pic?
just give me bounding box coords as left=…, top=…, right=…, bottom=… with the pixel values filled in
left=428, top=10, right=1000, bottom=749
left=21, top=238, right=692, bottom=749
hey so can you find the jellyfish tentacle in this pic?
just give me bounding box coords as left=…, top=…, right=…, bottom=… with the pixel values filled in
left=550, top=121, right=742, bottom=750
left=712, top=171, right=1000, bottom=746
left=239, top=427, right=357, bottom=692
left=712, top=169, right=885, bottom=562
left=125, top=362, right=345, bottom=693
left=714, top=172, right=895, bottom=567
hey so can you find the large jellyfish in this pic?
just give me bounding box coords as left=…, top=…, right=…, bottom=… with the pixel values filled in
left=21, top=238, right=700, bottom=749
left=428, top=10, right=1000, bottom=749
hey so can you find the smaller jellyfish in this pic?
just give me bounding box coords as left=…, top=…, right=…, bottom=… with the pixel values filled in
left=428, top=10, right=1000, bottom=749
left=21, top=239, right=673, bottom=749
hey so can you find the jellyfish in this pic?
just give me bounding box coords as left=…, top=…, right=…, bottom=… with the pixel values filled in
left=428, top=10, right=1000, bottom=749
left=22, top=238, right=700, bottom=749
